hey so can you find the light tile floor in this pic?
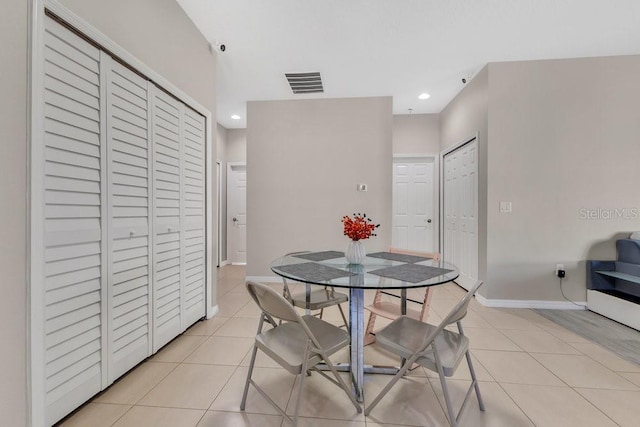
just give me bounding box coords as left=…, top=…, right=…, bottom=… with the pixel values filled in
left=60, top=265, right=640, bottom=426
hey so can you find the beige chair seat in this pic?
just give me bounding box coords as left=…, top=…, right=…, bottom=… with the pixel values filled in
left=256, top=315, right=348, bottom=375
left=375, top=316, right=469, bottom=377
left=282, top=252, right=349, bottom=328
left=366, top=300, right=423, bottom=322
left=290, top=288, right=348, bottom=311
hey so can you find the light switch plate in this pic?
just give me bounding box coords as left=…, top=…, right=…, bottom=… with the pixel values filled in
left=499, top=201, right=512, bottom=213
left=357, top=184, right=367, bottom=192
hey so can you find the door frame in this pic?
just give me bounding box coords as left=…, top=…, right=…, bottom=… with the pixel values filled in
left=216, top=161, right=222, bottom=267
left=226, top=162, right=247, bottom=265
left=439, top=134, right=479, bottom=289
left=392, top=154, right=439, bottom=252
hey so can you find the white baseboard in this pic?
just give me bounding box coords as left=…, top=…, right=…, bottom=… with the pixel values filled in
left=242, top=278, right=587, bottom=310
left=475, top=293, right=586, bottom=310
left=231, top=262, right=247, bottom=266
left=206, top=305, right=219, bottom=319
left=246, top=275, right=282, bottom=283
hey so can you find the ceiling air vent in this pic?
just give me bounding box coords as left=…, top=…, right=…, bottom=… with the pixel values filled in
left=285, top=72, right=324, bottom=94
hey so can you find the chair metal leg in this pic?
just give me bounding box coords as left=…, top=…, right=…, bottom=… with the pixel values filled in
left=364, top=353, right=415, bottom=415
left=434, top=348, right=457, bottom=427
left=320, top=352, right=362, bottom=413
left=364, top=312, right=377, bottom=345
left=465, top=350, right=485, bottom=411
left=240, top=345, right=259, bottom=410
left=458, top=322, right=485, bottom=411
left=292, top=345, right=311, bottom=426
left=337, top=303, right=350, bottom=331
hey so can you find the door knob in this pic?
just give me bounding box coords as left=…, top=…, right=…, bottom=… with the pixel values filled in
left=232, top=217, right=238, bottom=222
left=426, top=219, right=432, bottom=223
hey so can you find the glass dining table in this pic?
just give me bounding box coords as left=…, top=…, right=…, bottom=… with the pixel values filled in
left=271, top=250, right=459, bottom=402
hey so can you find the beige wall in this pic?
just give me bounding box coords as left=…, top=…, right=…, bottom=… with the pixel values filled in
left=440, top=67, right=489, bottom=295
left=59, top=0, right=216, bottom=114
left=393, top=113, right=440, bottom=154
left=486, top=56, right=640, bottom=301
left=227, top=128, right=247, bottom=163
left=1, top=0, right=28, bottom=424
left=0, top=1, right=216, bottom=424
left=246, top=97, right=393, bottom=276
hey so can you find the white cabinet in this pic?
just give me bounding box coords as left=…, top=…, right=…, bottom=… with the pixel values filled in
left=38, top=16, right=207, bottom=425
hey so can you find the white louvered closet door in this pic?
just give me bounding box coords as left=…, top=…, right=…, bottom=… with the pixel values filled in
left=43, top=18, right=105, bottom=425
left=151, top=88, right=184, bottom=351
left=182, top=108, right=206, bottom=327
left=38, top=14, right=208, bottom=425
left=105, top=57, right=152, bottom=381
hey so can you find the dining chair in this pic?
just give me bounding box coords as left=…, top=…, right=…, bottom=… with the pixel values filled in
left=241, top=281, right=361, bottom=426
left=365, top=280, right=485, bottom=427
left=282, top=251, right=349, bottom=329
left=364, top=248, right=441, bottom=344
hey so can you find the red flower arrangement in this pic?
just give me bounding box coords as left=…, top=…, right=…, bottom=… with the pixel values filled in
left=341, top=213, right=380, bottom=241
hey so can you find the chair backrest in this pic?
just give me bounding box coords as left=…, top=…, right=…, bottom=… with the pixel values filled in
left=441, top=280, right=483, bottom=326
left=246, top=280, right=302, bottom=323
left=280, top=251, right=312, bottom=301
left=389, top=247, right=441, bottom=262
left=418, top=280, right=484, bottom=352
left=378, top=248, right=441, bottom=304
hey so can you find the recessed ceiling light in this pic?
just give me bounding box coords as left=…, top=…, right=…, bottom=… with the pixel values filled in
left=418, top=93, right=431, bottom=100
left=231, top=114, right=241, bottom=120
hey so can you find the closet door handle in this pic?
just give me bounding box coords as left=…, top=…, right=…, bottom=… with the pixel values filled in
left=129, top=230, right=135, bottom=237
left=167, top=227, right=173, bottom=233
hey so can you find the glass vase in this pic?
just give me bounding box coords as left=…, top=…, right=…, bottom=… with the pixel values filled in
left=345, top=240, right=366, bottom=265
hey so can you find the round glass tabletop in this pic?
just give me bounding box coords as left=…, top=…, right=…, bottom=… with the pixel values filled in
left=271, top=250, right=459, bottom=290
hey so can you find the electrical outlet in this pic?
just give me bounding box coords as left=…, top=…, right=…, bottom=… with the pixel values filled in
left=555, top=264, right=564, bottom=273
left=556, top=264, right=566, bottom=278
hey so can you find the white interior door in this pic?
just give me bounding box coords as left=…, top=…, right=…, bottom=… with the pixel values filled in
left=443, top=138, right=478, bottom=290
left=392, top=158, right=435, bottom=252
left=227, top=163, right=247, bottom=264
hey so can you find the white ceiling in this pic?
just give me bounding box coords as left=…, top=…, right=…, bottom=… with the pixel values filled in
left=176, top=0, right=640, bottom=129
